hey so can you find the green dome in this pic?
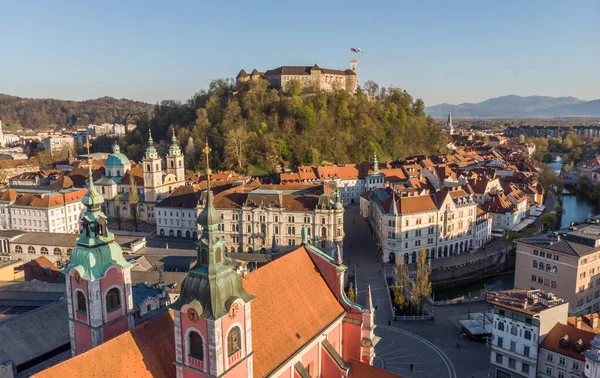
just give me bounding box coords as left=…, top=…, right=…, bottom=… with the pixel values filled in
left=106, top=153, right=130, bottom=167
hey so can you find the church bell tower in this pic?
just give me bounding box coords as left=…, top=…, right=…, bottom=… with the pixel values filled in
left=171, top=139, right=254, bottom=377
left=166, top=129, right=185, bottom=185
left=63, top=138, right=134, bottom=356
left=142, top=130, right=162, bottom=202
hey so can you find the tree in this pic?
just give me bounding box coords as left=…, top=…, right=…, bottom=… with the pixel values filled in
left=347, top=282, right=356, bottom=302
left=113, top=194, right=122, bottom=230
left=539, top=213, right=558, bottom=230
left=412, top=247, right=432, bottom=314
left=224, top=127, right=252, bottom=171
left=538, top=164, right=562, bottom=194
left=564, top=161, right=574, bottom=173
left=363, top=80, right=379, bottom=97
left=393, top=260, right=410, bottom=312
left=129, top=174, right=139, bottom=231
left=185, top=136, right=195, bottom=169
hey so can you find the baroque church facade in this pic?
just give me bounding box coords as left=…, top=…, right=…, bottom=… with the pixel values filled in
left=33, top=143, right=396, bottom=378
left=94, top=131, right=186, bottom=223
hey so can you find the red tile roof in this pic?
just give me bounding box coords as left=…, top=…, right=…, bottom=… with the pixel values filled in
left=348, top=358, right=402, bottom=378
left=539, top=322, right=595, bottom=362
left=33, top=311, right=176, bottom=378
left=242, top=246, right=345, bottom=377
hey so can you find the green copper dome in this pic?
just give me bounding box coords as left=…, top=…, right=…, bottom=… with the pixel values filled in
left=105, top=153, right=130, bottom=167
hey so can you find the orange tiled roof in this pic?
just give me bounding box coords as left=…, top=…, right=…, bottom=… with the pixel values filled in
left=348, top=358, right=403, bottom=378
left=539, top=322, right=595, bottom=362
left=316, top=164, right=360, bottom=180
left=33, top=311, right=176, bottom=378
left=242, top=246, right=345, bottom=377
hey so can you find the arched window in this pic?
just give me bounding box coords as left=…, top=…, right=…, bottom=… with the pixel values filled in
left=189, top=331, right=204, bottom=360
left=15, top=245, right=22, bottom=253
left=146, top=164, right=150, bottom=171
left=532, top=260, right=538, bottom=269
left=552, top=265, right=558, bottom=273
left=179, top=160, right=182, bottom=167
left=77, top=291, right=87, bottom=314
left=106, top=288, right=121, bottom=313
left=54, top=247, right=62, bottom=256
left=546, top=264, right=551, bottom=272
left=169, top=230, right=174, bottom=236
left=28, top=246, right=35, bottom=254
left=40, top=247, right=49, bottom=255
left=160, top=229, right=165, bottom=236
left=67, top=248, right=73, bottom=255
left=227, top=326, right=241, bottom=356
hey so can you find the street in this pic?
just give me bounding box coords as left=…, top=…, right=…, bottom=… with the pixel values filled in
left=343, top=205, right=492, bottom=378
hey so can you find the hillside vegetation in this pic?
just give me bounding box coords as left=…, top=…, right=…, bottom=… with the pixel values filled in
left=0, top=94, right=154, bottom=129
left=121, top=79, right=448, bottom=174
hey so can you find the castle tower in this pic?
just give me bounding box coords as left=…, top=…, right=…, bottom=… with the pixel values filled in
left=63, top=138, right=134, bottom=356
left=142, top=131, right=162, bottom=202
left=350, top=59, right=357, bottom=73
left=171, top=139, right=254, bottom=378
left=166, top=129, right=185, bottom=185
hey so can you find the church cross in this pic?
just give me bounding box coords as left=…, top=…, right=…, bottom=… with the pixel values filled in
left=203, top=138, right=212, bottom=178
left=85, top=136, right=93, bottom=167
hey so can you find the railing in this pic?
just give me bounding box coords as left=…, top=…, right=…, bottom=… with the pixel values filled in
left=76, top=311, right=87, bottom=322
left=228, top=350, right=242, bottom=366
left=188, top=356, right=204, bottom=370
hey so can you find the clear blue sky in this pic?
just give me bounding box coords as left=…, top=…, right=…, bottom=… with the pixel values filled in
left=1, top=0, right=598, bottom=106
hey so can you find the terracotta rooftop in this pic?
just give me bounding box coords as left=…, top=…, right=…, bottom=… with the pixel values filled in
left=348, top=358, right=403, bottom=378
left=539, top=322, right=595, bottom=362
left=242, top=246, right=345, bottom=377
left=32, top=311, right=176, bottom=378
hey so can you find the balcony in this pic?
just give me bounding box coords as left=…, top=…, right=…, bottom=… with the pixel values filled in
left=228, top=350, right=242, bottom=366
left=76, top=311, right=87, bottom=322
left=188, top=356, right=204, bottom=370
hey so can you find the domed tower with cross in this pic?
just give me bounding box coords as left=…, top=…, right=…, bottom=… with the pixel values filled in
left=170, top=139, right=255, bottom=377
left=166, top=129, right=185, bottom=185
left=63, top=137, right=135, bottom=356
left=142, top=130, right=163, bottom=202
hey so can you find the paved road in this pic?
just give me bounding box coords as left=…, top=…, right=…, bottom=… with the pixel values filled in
left=343, top=205, right=491, bottom=378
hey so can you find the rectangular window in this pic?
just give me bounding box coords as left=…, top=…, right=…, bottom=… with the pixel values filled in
left=497, top=337, right=503, bottom=348
left=495, top=353, right=503, bottom=364
left=521, top=363, right=529, bottom=374
left=546, top=367, right=553, bottom=376
left=559, top=356, right=566, bottom=366
left=508, top=358, right=515, bottom=369
left=558, top=371, right=564, bottom=378
left=547, top=353, right=554, bottom=362
left=524, top=330, right=531, bottom=340
left=523, top=345, right=530, bottom=357
left=510, top=341, right=516, bottom=352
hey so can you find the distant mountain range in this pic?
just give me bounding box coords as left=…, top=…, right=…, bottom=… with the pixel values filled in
left=425, top=95, right=600, bottom=118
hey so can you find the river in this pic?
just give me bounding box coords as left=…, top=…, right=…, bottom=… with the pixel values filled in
left=549, top=156, right=598, bottom=228
left=433, top=156, right=597, bottom=301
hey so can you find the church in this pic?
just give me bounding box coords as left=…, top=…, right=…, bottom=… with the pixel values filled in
left=94, top=130, right=186, bottom=223
left=32, top=142, right=398, bottom=378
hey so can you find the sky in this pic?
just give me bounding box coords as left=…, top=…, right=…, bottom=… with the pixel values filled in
left=0, top=0, right=598, bottom=106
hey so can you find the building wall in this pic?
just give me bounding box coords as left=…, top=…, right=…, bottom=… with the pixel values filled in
left=514, top=241, right=600, bottom=315
left=537, top=348, right=584, bottom=378
left=155, top=206, right=344, bottom=257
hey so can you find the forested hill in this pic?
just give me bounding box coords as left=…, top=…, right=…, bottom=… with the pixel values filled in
left=121, top=79, right=448, bottom=174
left=0, top=94, right=154, bottom=129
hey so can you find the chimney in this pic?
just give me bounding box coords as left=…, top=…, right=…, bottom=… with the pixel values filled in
left=576, top=317, right=582, bottom=329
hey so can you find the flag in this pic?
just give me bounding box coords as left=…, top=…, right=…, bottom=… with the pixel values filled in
left=350, top=48, right=358, bottom=53
left=357, top=48, right=364, bottom=54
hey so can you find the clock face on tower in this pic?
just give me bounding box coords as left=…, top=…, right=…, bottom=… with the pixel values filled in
left=187, top=308, right=200, bottom=323
left=228, top=302, right=240, bottom=319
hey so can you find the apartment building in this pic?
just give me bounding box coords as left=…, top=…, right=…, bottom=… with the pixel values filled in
left=487, top=289, right=569, bottom=378
left=155, top=182, right=345, bottom=257
left=514, top=224, right=600, bottom=315
left=0, top=188, right=87, bottom=233
left=366, top=186, right=479, bottom=264
left=42, top=135, right=74, bottom=156
left=538, top=322, right=594, bottom=378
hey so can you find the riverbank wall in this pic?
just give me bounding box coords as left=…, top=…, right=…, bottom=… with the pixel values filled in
left=431, top=252, right=508, bottom=291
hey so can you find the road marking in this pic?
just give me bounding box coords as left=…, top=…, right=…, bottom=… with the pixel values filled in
left=375, top=341, right=396, bottom=355
left=384, top=354, right=415, bottom=360
left=377, top=325, right=457, bottom=378
left=377, top=347, right=406, bottom=358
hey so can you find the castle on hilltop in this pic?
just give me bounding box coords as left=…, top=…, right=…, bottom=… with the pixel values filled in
left=237, top=60, right=358, bottom=94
